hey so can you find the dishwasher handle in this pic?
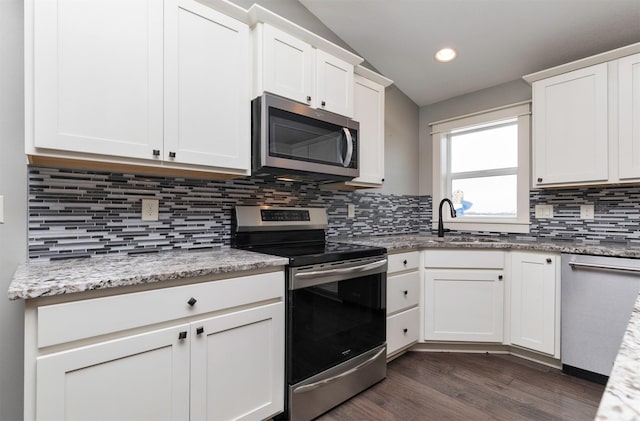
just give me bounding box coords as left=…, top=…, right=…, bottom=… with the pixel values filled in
left=568, top=261, right=640, bottom=274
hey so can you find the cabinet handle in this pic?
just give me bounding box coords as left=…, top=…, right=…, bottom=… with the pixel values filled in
left=178, top=331, right=187, bottom=340
left=403, top=328, right=408, bottom=334
left=187, top=297, right=197, bottom=306
left=321, top=100, right=326, bottom=107
left=196, top=326, right=204, bottom=335
left=307, top=96, right=311, bottom=102
left=169, top=151, right=176, bottom=158
left=403, top=290, right=408, bottom=296
left=403, top=260, right=408, bottom=265
left=546, top=258, right=552, bottom=263
left=152, top=149, right=160, bottom=156
left=381, top=178, right=385, bottom=182
left=537, top=177, right=543, bottom=183
left=498, top=275, right=503, bottom=281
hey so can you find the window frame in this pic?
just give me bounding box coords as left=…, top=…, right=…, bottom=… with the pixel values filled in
left=431, top=102, right=531, bottom=234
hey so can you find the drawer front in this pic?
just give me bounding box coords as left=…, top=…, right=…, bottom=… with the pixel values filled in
left=388, top=251, right=420, bottom=273
left=387, top=271, right=420, bottom=314
left=37, top=271, right=284, bottom=348
left=387, top=307, right=419, bottom=355
left=424, top=250, right=504, bottom=269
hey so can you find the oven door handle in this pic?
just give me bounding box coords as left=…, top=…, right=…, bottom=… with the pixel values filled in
left=292, top=346, right=386, bottom=394
left=294, top=259, right=387, bottom=280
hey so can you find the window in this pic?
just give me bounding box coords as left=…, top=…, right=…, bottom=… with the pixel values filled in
left=431, top=102, right=530, bottom=233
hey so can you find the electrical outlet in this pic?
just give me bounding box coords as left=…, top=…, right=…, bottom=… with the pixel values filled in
left=141, top=199, right=159, bottom=221
left=580, top=204, right=595, bottom=220
left=535, top=204, right=553, bottom=219
left=347, top=204, right=355, bottom=218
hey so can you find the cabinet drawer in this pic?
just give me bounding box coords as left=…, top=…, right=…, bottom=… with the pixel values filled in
left=387, top=308, right=419, bottom=355
left=424, top=250, right=504, bottom=269
left=387, top=271, right=419, bottom=314
left=388, top=251, right=420, bottom=273
left=37, top=271, right=284, bottom=348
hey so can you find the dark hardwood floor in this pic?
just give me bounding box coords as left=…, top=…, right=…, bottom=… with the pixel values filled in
left=317, top=352, right=605, bottom=421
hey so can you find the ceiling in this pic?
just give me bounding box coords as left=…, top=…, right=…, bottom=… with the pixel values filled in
left=299, top=0, right=640, bottom=107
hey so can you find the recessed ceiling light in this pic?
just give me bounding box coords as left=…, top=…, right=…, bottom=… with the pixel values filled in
left=435, top=47, right=457, bottom=63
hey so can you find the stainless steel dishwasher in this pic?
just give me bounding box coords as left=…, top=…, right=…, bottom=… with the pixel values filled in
left=561, top=254, right=640, bottom=384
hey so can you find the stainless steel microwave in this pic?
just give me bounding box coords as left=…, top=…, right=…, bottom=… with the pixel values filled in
left=251, top=93, right=359, bottom=182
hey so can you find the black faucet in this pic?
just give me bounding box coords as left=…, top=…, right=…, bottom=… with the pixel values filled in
left=438, top=198, right=457, bottom=237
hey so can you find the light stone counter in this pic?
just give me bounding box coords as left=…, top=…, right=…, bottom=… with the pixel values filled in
left=8, top=247, right=288, bottom=300
left=333, top=233, right=640, bottom=258
left=596, top=293, right=640, bottom=420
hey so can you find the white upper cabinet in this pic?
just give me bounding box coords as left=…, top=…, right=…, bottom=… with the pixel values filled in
left=31, top=0, right=164, bottom=160
left=526, top=43, right=640, bottom=188
left=532, top=63, right=609, bottom=186
left=164, top=0, right=250, bottom=171
left=346, top=71, right=390, bottom=187
left=617, top=52, right=640, bottom=180
left=315, top=50, right=354, bottom=117
left=258, top=23, right=315, bottom=106
left=27, top=0, right=251, bottom=177
left=252, top=19, right=361, bottom=117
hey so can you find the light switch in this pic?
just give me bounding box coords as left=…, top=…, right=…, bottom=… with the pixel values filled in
left=580, top=204, right=595, bottom=220
left=535, top=204, right=553, bottom=219
left=347, top=204, right=355, bottom=218
left=0, top=195, right=4, bottom=223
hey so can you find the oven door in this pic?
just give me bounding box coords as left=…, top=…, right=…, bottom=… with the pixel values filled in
left=287, top=256, right=387, bottom=385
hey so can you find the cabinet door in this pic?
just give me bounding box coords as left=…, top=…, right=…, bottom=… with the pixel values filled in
left=316, top=50, right=354, bottom=117
left=532, top=63, right=608, bottom=186
left=190, top=302, right=284, bottom=421
left=36, top=325, right=190, bottom=421
left=424, top=270, right=504, bottom=342
left=348, top=74, right=385, bottom=186
left=261, top=24, right=314, bottom=105
left=618, top=53, right=640, bottom=180
left=164, top=0, right=250, bottom=172
left=510, top=252, right=557, bottom=355
left=32, top=0, right=164, bottom=160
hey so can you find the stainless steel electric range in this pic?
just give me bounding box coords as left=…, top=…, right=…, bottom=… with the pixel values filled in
left=232, top=206, right=387, bottom=421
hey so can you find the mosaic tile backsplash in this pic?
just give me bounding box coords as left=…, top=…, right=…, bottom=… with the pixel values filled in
left=28, top=167, right=424, bottom=259
left=28, top=167, right=640, bottom=259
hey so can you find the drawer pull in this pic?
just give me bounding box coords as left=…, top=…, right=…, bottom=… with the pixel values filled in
left=403, top=290, right=408, bottom=296
left=498, top=275, right=503, bottom=281
left=152, top=149, right=160, bottom=156
left=403, top=328, right=408, bottom=334
left=178, top=331, right=187, bottom=340
left=403, top=260, right=408, bottom=265
left=196, top=326, right=204, bottom=335
left=187, top=297, right=197, bottom=306
left=169, top=151, right=176, bottom=158
left=546, top=258, right=552, bottom=263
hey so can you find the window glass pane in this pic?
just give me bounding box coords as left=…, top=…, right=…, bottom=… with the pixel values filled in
left=450, top=121, right=517, bottom=173
left=451, top=175, right=517, bottom=217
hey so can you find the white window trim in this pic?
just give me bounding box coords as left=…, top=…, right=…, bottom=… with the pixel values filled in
left=431, top=102, right=531, bottom=234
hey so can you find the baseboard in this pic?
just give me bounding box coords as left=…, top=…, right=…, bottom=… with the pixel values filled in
left=406, top=342, right=561, bottom=369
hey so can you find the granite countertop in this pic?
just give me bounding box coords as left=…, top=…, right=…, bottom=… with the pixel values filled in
left=334, top=233, right=640, bottom=258
left=596, top=293, right=640, bottom=420
left=8, top=247, right=289, bottom=301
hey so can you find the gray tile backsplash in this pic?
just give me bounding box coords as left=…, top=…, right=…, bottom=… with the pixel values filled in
left=28, top=167, right=423, bottom=259
left=28, top=167, right=640, bottom=259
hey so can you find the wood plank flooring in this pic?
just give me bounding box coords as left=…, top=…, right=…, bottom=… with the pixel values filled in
left=317, top=352, right=605, bottom=421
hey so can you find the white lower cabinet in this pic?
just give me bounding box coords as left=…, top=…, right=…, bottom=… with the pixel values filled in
left=37, top=324, right=191, bottom=420
left=509, top=251, right=559, bottom=356
left=26, top=271, right=285, bottom=421
left=423, top=250, right=505, bottom=342
left=386, top=251, right=420, bottom=357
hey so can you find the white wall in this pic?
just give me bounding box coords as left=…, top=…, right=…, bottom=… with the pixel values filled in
left=0, top=0, right=27, bottom=418
left=230, top=0, right=421, bottom=196
left=419, top=79, right=531, bottom=195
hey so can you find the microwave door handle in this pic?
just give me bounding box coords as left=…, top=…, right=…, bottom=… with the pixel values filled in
left=342, top=128, right=353, bottom=167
